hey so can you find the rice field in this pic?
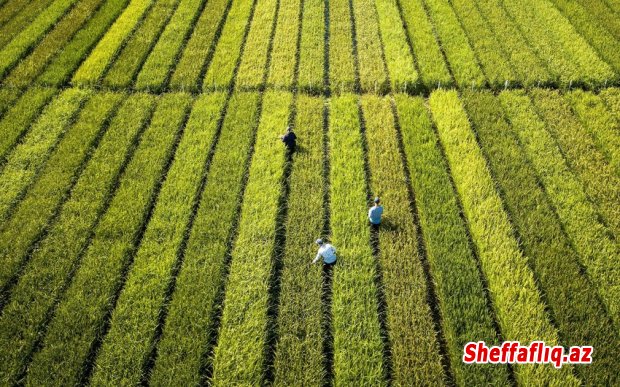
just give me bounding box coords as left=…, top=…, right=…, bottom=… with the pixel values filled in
left=0, top=0, right=618, bottom=384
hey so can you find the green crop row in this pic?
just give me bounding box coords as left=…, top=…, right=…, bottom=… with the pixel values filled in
left=448, top=0, right=514, bottom=87
left=498, top=90, right=620, bottom=329
left=149, top=92, right=260, bottom=386
left=0, top=0, right=55, bottom=48
left=600, top=87, right=620, bottom=122
left=71, top=0, right=154, bottom=85
left=0, top=87, right=56, bottom=159
left=234, top=0, right=279, bottom=90
left=374, top=0, right=418, bottom=92
left=135, top=0, right=207, bottom=92
left=0, top=92, right=120, bottom=300
left=464, top=90, right=620, bottom=385
left=0, top=88, right=88, bottom=224
left=329, top=94, right=384, bottom=385
left=0, top=0, right=82, bottom=79
left=394, top=94, right=509, bottom=385
left=168, top=0, right=231, bottom=91
left=0, top=94, right=156, bottom=386
left=328, top=0, right=355, bottom=93
left=297, top=0, right=324, bottom=93
left=472, top=0, right=550, bottom=86
left=396, top=0, right=452, bottom=88
left=266, top=0, right=301, bottom=89
left=91, top=93, right=227, bottom=386
left=103, top=0, right=182, bottom=89
left=0, top=0, right=33, bottom=27
left=0, top=87, right=21, bottom=117
left=202, top=0, right=257, bottom=90
left=1, top=0, right=105, bottom=88
left=25, top=93, right=191, bottom=386
left=211, top=91, right=292, bottom=384
left=361, top=95, right=445, bottom=385
left=429, top=89, right=579, bottom=385
left=350, top=0, right=388, bottom=93
left=566, top=90, right=620, bottom=176
left=36, top=0, right=131, bottom=87
left=531, top=89, right=620, bottom=238
left=576, top=0, right=620, bottom=37
left=272, top=95, right=325, bottom=386
left=422, top=0, right=485, bottom=88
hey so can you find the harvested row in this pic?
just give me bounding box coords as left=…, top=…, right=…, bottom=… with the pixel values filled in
left=149, top=93, right=260, bottom=386
left=211, top=91, right=292, bottom=384
left=0, top=94, right=156, bottom=387
left=135, top=0, right=208, bottom=92
left=0, top=0, right=83, bottom=79
left=0, top=93, right=121, bottom=300
left=395, top=94, right=509, bottom=386
left=464, top=90, right=620, bottom=386
left=361, top=95, right=445, bottom=385
left=272, top=95, right=325, bottom=386
left=0, top=88, right=89, bottom=225
left=103, top=0, right=182, bottom=89
left=472, top=0, right=551, bottom=86
left=168, top=0, right=231, bottom=91
left=576, top=0, right=620, bottom=38
left=202, top=0, right=257, bottom=90
left=328, top=0, right=355, bottom=92
left=549, top=0, right=620, bottom=74
left=296, top=0, right=324, bottom=93
left=25, top=93, right=191, bottom=386
left=0, top=0, right=55, bottom=48
left=91, top=93, right=227, bottom=386
left=266, top=0, right=301, bottom=89
left=36, top=0, right=132, bottom=87
left=422, top=0, right=485, bottom=88
left=1, top=0, right=106, bottom=88
left=234, top=0, right=279, bottom=90
left=498, top=90, right=620, bottom=329
left=329, top=94, right=384, bottom=385
left=396, top=0, right=452, bottom=89
left=565, top=90, right=620, bottom=175
left=350, top=0, right=389, bottom=93
left=448, top=0, right=515, bottom=87
left=0, top=87, right=57, bottom=159
left=531, top=89, right=620, bottom=238
left=71, top=0, right=154, bottom=86
left=429, top=90, right=579, bottom=386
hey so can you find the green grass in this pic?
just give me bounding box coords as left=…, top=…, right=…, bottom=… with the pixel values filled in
left=329, top=94, right=385, bottom=386
left=26, top=93, right=191, bottom=386
left=135, top=0, right=207, bottom=92
left=351, top=0, right=389, bottom=93
left=266, top=0, right=301, bottom=88
left=328, top=0, right=355, bottom=92
left=395, top=94, right=509, bottom=385
left=463, top=89, right=620, bottom=386
left=297, top=0, right=324, bottom=93
left=362, top=95, right=445, bottom=385
left=149, top=92, right=260, bottom=386
left=272, top=94, right=325, bottom=386
left=0, top=93, right=156, bottom=386
left=91, top=93, right=227, bottom=386
left=498, top=89, right=620, bottom=329
left=429, top=89, right=579, bottom=386
left=211, top=91, right=292, bottom=384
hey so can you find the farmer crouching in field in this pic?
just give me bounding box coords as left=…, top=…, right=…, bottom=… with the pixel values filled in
left=368, top=197, right=383, bottom=228
left=312, top=239, right=337, bottom=267
left=279, top=126, right=297, bottom=152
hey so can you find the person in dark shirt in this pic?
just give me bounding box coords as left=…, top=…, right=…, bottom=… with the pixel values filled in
left=280, top=126, right=297, bottom=152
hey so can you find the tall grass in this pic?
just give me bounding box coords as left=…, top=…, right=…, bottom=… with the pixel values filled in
left=266, top=0, right=302, bottom=89
left=350, top=0, right=388, bottom=93
left=297, top=0, right=324, bottom=93
left=328, top=0, right=356, bottom=92
left=429, top=90, right=579, bottom=386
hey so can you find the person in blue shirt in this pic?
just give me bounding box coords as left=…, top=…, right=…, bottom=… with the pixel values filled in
left=280, top=126, right=297, bottom=152
left=368, top=197, right=383, bottom=227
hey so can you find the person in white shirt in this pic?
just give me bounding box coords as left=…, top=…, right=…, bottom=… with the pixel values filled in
left=312, top=239, right=337, bottom=265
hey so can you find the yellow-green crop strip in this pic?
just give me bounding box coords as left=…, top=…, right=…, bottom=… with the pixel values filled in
left=0, top=94, right=156, bottom=386
left=0, top=0, right=34, bottom=27
left=0, top=0, right=55, bottom=48
left=266, top=0, right=301, bottom=89
left=464, top=90, right=620, bottom=386
left=362, top=95, right=445, bottom=385
left=26, top=93, right=191, bottom=386
left=575, top=0, right=620, bottom=37
left=395, top=94, right=509, bottom=385
left=297, top=0, right=324, bottom=93
left=499, top=90, right=620, bottom=326
left=91, top=93, right=226, bottom=386
left=599, top=88, right=620, bottom=132
left=329, top=94, right=384, bottom=385
left=350, top=0, right=388, bottom=93
left=429, top=90, right=579, bottom=386
left=211, top=91, right=292, bottom=384
left=149, top=92, right=260, bottom=386
left=328, top=0, right=355, bottom=92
